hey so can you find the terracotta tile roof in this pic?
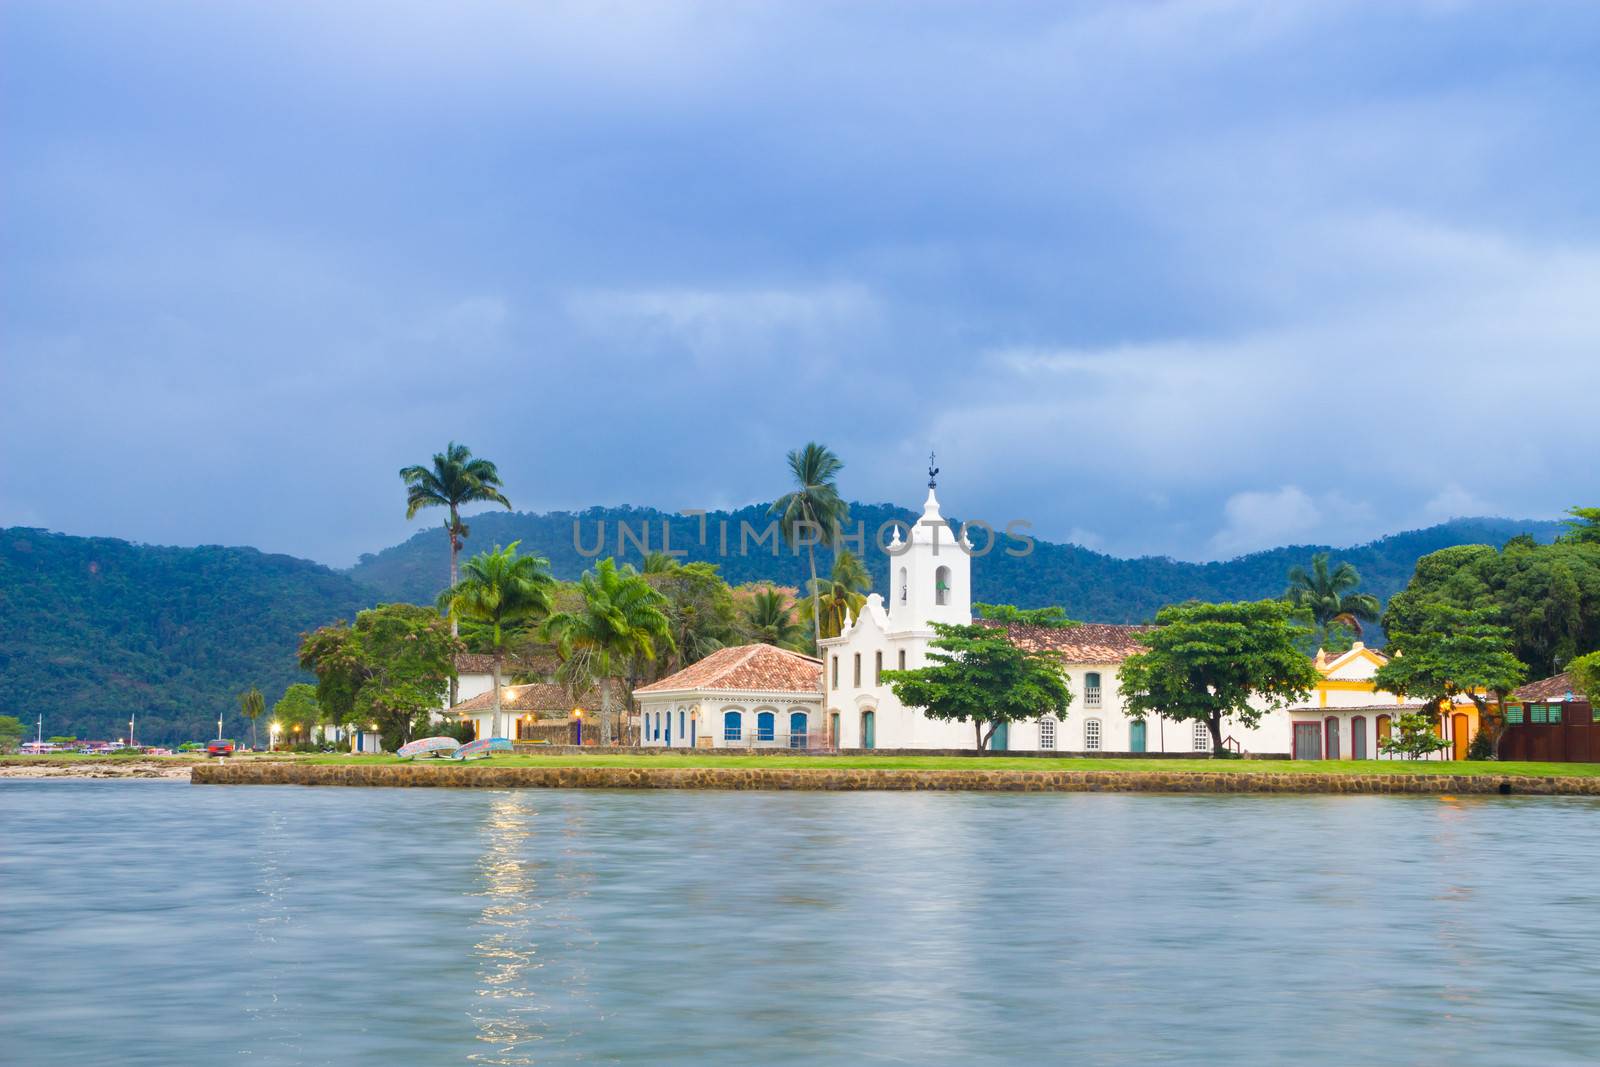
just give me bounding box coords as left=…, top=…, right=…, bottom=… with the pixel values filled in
left=451, top=682, right=579, bottom=715
left=1512, top=672, right=1586, bottom=702
left=985, top=621, right=1155, bottom=663
left=634, top=644, right=823, bottom=696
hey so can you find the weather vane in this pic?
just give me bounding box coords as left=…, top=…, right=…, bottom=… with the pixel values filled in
left=928, top=450, right=939, bottom=489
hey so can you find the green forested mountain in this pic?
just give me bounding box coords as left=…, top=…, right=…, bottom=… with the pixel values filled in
left=2, top=510, right=1563, bottom=744
left=0, top=528, right=373, bottom=745
left=350, top=503, right=1563, bottom=624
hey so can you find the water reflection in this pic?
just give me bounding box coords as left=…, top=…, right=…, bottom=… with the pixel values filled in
left=5, top=784, right=1600, bottom=1066
left=471, top=792, right=542, bottom=1063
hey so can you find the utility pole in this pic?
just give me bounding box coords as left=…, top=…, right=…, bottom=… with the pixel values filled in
left=36, top=713, right=43, bottom=750
left=128, top=714, right=136, bottom=748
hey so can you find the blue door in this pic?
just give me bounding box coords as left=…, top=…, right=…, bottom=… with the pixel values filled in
left=1129, top=719, right=1146, bottom=753
left=789, top=712, right=807, bottom=749
left=990, top=721, right=1008, bottom=751
left=861, top=711, right=875, bottom=750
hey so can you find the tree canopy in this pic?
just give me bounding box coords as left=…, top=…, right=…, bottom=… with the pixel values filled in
left=881, top=621, right=1072, bottom=751
left=1375, top=602, right=1526, bottom=754
left=1381, top=525, right=1600, bottom=677
left=544, top=558, right=673, bottom=744
left=973, top=602, right=1078, bottom=628
left=0, top=715, right=23, bottom=753
left=1119, top=600, right=1319, bottom=754
left=1285, top=553, right=1381, bottom=650
left=298, top=603, right=462, bottom=749
left=1568, top=650, right=1600, bottom=704
left=270, top=683, right=322, bottom=740
left=770, top=442, right=848, bottom=651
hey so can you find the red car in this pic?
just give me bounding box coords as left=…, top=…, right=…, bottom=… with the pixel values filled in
left=206, top=738, right=237, bottom=757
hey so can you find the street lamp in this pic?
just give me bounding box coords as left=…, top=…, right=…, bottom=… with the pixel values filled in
left=269, top=721, right=280, bottom=752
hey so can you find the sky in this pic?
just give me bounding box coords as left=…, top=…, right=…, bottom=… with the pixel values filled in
left=4, top=0, right=1598, bottom=567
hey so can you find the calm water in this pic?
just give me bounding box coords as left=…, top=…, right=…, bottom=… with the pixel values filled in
left=3, top=782, right=1599, bottom=1065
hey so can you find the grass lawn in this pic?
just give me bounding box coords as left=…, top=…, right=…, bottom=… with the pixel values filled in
left=286, top=752, right=1600, bottom=778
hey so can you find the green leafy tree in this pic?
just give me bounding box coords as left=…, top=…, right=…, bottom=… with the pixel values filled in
left=1559, top=506, right=1600, bottom=545
left=640, top=552, right=682, bottom=574
left=770, top=443, right=849, bottom=654
left=544, top=558, right=673, bottom=744
left=646, top=561, right=740, bottom=676
left=1380, top=711, right=1451, bottom=760
left=0, top=715, right=23, bottom=753
left=1120, top=600, right=1320, bottom=755
left=1567, top=650, right=1600, bottom=705
left=742, top=586, right=808, bottom=651
left=1285, top=554, right=1381, bottom=646
left=299, top=603, right=463, bottom=749
left=271, top=683, right=322, bottom=747
left=882, top=621, right=1073, bottom=751
left=974, top=603, right=1079, bottom=628
left=1383, top=539, right=1600, bottom=678
left=438, top=542, right=556, bottom=739
left=237, top=687, right=266, bottom=751
left=1374, top=603, right=1526, bottom=757
left=814, top=549, right=872, bottom=639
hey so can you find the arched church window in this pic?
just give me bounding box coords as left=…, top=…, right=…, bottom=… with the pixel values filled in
left=935, top=565, right=951, bottom=606
left=899, top=567, right=908, bottom=603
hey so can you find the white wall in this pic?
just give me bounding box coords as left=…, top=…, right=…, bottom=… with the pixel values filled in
left=637, top=694, right=823, bottom=749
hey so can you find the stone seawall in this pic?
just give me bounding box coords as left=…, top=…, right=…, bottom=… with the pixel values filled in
left=191, top=763, right=1600, bottom=796
left=512, top=745, right=1289, bottom=760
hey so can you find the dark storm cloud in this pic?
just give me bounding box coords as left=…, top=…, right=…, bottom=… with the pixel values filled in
left=3, top=1, right=1598, bottom=564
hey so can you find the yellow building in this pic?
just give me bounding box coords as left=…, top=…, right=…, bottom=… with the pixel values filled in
left=1309, top=643, right=1479, bottom=760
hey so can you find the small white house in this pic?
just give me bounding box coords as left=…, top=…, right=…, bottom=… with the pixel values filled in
left=633, top=644, right=824, bottom=748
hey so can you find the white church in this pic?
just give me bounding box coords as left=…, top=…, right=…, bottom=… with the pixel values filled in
left=633, top=470, right=1419, bottom=757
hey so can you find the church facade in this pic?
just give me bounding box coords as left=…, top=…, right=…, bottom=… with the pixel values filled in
left=817, top=476, right=1227, bottom=753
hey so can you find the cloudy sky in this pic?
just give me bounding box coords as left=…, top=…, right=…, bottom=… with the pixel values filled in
left=4, top=1, right=1597, bottom=566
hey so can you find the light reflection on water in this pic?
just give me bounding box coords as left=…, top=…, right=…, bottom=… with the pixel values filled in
left=4, top=781, right=1600, bottom=1066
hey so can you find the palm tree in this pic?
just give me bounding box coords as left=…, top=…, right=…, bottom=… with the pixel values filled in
left=400, top=442, right=513, bottom=605
left=438, top=542, right=555, bottom=739
left=1285, top=553, right=1382, bottom=644
left=744, top=587, right=808, bottom=651
left=238, top=687, right=265, bottom=751
left=770, top=443, right=849, bottom=652
left=544, top=558, right=673, bottom=744
left=640, top=552, right=682, bottom=574
left=813, top=548, right=871, bottom=639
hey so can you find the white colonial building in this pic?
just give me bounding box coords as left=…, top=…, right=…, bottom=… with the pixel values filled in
left=633, top=643, right=824, bottom=748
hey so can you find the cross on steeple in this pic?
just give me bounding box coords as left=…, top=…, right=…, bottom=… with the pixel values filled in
left=927, top=451, right=939, bottom=489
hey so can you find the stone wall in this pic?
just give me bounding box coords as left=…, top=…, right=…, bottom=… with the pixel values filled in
left=511, top=744, right=1289, bottom=760
left=191, top=762, right=1600, bottom=795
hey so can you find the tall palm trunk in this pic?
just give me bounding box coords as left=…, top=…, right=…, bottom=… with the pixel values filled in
left=599, top=677, right=614, bottom=745
left=448, top=505, right=461, bottom=709
left=490, top=649, right=503, bottom=740
left=806, top=539, right=822, bottom=655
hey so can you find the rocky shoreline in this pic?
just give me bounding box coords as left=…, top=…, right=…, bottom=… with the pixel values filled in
left=1, top=759, right=193, bottom=780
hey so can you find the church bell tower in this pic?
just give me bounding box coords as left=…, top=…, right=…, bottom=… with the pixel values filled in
left=887, top=454, right=971, bottom=631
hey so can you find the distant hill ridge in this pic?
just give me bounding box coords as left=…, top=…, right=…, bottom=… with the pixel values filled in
left=348, top=503, right=1563, bottom=624
left=0, top=511, right=1563, bottom=744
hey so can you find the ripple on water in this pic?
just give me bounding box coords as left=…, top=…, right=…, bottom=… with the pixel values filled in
left=3, top=783, right=1599, bottom=1066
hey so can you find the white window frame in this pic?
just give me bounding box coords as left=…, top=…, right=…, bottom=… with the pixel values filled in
left=1039, top=716, right=1057, bottom=750
left=1084, top=718, right=1102, bottom=752
left=1193, top=721, right=1211, bottom=752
